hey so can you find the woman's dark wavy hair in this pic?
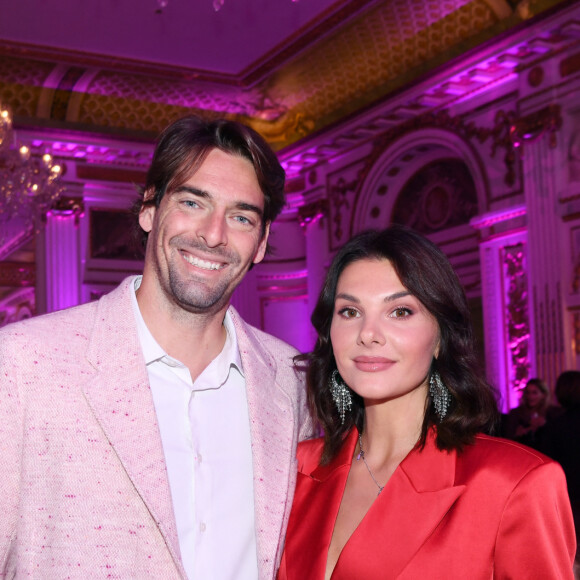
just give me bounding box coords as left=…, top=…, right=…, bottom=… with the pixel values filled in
left=136, top=114, right=285, bottom=247
left=297, top=225, right=499, bottom=463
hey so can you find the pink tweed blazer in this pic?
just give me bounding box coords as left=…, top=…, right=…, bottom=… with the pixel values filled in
left=0, top=277, right=313, bottom=579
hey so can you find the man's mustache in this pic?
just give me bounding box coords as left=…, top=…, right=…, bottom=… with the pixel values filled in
left=169, top=236, right=240, bottom=264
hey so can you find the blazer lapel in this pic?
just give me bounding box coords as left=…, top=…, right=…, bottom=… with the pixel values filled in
left=335, top=429, right=466, bottom=579
left=81, top=278, right=185, bottom=578
left=230, top=308, right=298, bottom=580
left=284, top=432, right=356, bottom=580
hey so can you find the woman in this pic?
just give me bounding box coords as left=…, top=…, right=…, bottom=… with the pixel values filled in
left=278, top=226, right=575, bottom=580
left=502, top=377, right=561, bottom=447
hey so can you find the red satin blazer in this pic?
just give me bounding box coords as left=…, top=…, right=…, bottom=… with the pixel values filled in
left=278, top=429, right=576, bottom=579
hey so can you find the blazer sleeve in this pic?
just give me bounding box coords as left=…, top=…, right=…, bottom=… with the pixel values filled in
left=494, top=460, right=576, bottom=579
left=0, top=335, right=22, bottom=571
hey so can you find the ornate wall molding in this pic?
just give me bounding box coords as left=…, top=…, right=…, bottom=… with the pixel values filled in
left=0, top=286, right=35, bottom=328
left=503, top=243, right=530, bottom=396
left=0, top=261, right=35, bottom=287
left=297, top=199, right=329, bottom=228
left=46, top=195, right=85, bottom=226
left=392, top=158, right=479, bottom=233
left=508, top=104, right=562, bottom=154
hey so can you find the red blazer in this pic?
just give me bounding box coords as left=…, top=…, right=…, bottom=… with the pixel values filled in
left=278, top=429, right=576, bottom=579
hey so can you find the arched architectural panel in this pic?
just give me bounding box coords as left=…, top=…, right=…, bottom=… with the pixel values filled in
left=352, top=128, right=489, bottom=235
left=392, top=158, right=478, bottom=234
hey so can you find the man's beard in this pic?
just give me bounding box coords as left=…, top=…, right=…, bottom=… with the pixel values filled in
left=165, top=237, right=243, bottom=313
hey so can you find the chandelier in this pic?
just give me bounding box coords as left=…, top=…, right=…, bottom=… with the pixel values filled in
left=0, top=103, right=64, bottom=242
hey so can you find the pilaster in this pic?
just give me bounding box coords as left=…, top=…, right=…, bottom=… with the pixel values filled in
left=36, top=194, right=84, bottom=314
left=523, top=136, right=566, bottom=388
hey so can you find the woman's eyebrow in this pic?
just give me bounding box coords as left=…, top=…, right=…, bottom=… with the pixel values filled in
left=335, top=290, right=411, bottom=303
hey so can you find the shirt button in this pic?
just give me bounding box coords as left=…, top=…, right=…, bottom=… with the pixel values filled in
left=197, top=453, right=203, bottom=463
left=200, top=523, right=206, bottom=532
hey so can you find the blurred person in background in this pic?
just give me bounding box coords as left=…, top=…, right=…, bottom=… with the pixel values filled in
left=502, top=377, right=561, bottom=448
left=541, top=370, right=580, bottom=577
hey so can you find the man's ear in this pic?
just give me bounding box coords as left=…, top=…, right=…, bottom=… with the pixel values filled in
left=252, top=221, right=271, bottom=265
left=138, top=189, right=156, bottom=233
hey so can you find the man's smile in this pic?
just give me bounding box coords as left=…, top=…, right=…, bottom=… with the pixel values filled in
left=181, top=251, right=226, bottom=271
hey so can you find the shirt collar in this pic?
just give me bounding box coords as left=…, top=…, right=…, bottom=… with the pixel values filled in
left=131, top=275, right=243, bottom=379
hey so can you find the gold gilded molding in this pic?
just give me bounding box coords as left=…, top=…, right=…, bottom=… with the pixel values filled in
left=0, top=0, right=572, bottom=149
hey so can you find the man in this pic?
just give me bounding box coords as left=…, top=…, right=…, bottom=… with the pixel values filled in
left=0, top=116, right=313, bottom=579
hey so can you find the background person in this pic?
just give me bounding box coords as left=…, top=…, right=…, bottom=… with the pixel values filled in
left=541, top=370, right=580, bottom=576
left=502, top=377, right=561, bottom=448
left=278, top=225, right=575, bottom=580
left=0, top=115, right=313, bottom=579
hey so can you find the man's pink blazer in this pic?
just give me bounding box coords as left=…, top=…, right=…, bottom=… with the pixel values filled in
left=0, top=277, right=313, bottom=578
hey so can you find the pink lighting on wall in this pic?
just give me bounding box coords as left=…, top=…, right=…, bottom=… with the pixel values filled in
left=470, top=205, right=526, bottom=230
left=503, top=244, right=530, bottom=402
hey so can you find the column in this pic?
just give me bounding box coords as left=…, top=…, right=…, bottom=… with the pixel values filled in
left=299, top=197, right=330, bottom=348
left=523, top=135, right=566, bottom=389
left=36, top=195, right=84, bottom=314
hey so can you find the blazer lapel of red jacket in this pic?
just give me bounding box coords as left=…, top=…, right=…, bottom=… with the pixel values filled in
left=335, top=429, right=466, bottom=579
left=283, top=431, right=357, bottom=580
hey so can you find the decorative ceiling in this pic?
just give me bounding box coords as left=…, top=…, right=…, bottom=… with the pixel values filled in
left=0, top=0, right=570, bottom=151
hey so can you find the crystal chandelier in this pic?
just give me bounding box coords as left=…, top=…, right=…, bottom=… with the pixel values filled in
left=0, top=103, right=64, bottom=241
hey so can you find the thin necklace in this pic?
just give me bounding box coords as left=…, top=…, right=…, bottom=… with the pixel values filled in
left=357, top=433, right=385, bottom=496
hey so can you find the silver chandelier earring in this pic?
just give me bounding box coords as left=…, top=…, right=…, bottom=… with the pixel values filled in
left=330, top=369, right=352, bottom=424
left=429, top=370, right=451, bottom=420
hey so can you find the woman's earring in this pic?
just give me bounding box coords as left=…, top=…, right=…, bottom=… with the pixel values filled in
left=330, top=369, right=352, bottom=424
left=429, top=370, right=451, bottom=420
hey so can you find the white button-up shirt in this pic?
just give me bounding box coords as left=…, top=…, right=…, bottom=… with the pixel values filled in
left=131, top=277, right=258, bottom=579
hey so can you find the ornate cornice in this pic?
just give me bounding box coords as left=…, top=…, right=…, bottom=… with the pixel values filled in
left=1, top=0, right=572, bottom=152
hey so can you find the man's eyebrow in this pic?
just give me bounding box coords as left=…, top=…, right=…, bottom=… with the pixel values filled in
left=172, top=185, right=209, bottom=199
left=236, top=202, right=264, bottom=219
left=172, top=185, right=264, bottom=219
